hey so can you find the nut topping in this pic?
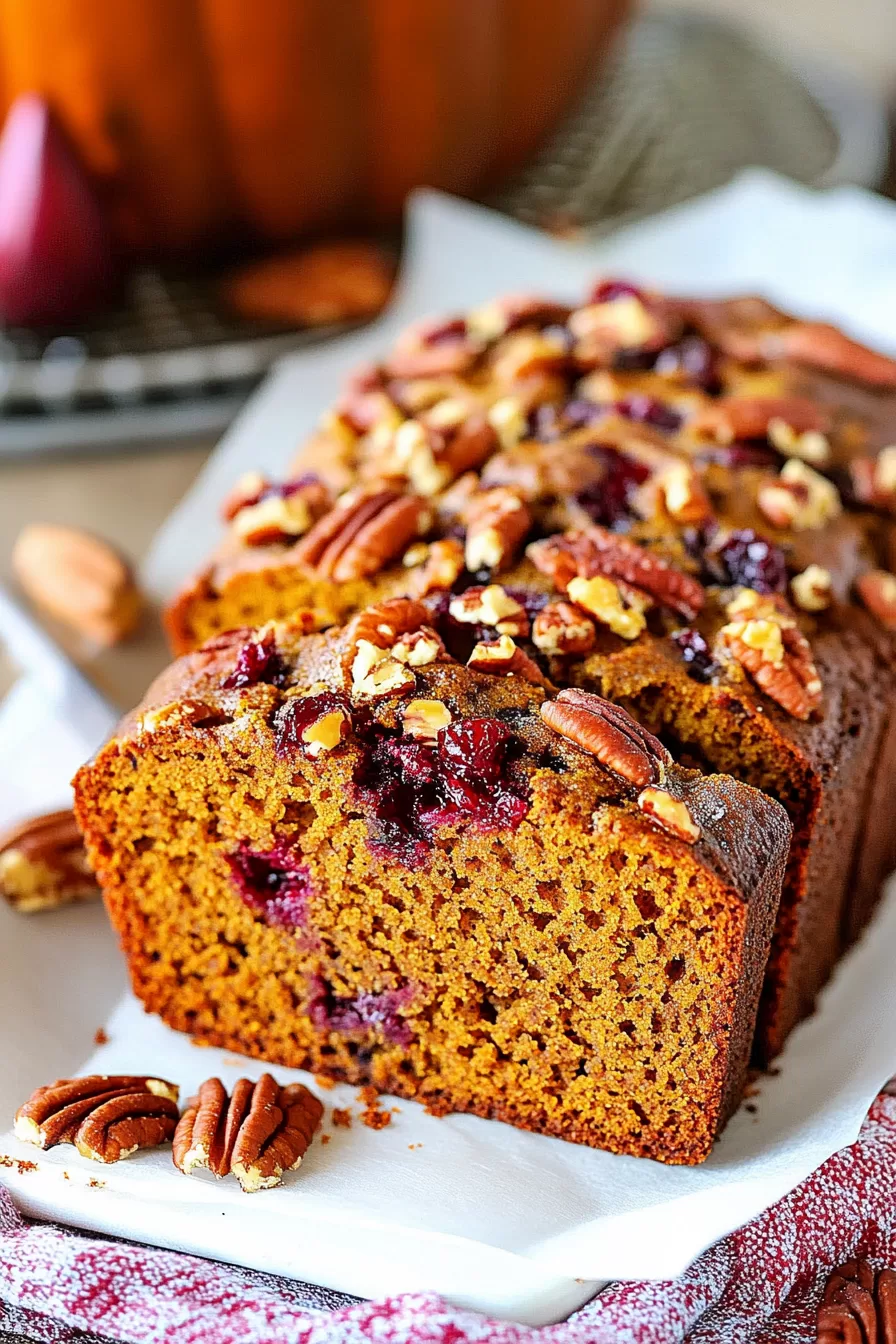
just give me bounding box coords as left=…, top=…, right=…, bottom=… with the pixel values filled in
left=567, top=575, right=647, bottom=640
left=657, top=461, right=714, bottom=526
left=690, top=396, right=828, bottom=446
left=757, top=460, right=842, bottom=532
left=233, top=493, right=314, bottom=547
left=466, top=635, right=548, bottom=686
left=791, top=564, right=833, bottom=612
left=528, top=527, right=704, bottom=620
left=402, top=699, right=453, bottom=742
left=540, top=689, right=671, bottom=789
left=718, top=590, right=823, bottom=720
left=345, top=598, right=443, bottom=700
left=173, top=1074, right=322, bottom=1192
left=294, top=488, right=432, bottom=582
left=449, top=585, right=530, bottom=638
left=856, top=569, right=896, bottom=630
left=486, top=396, right=528, bottom=450
left=392, top=412, right=496, bottom=496
left=15, top=1076, right=179, bottom=1162
left=637, top=788, right=700, bottom=844
left=12, top=523, right=141, bottom=647
left=764, top=321, right=896, bottom=389
left=766, top=418, right=831, bottom=468
left=850, top=445, right=896, bottom=514
left=0, top=809, right=97, bottom=914
left=404, top=537, right=465, bottom=597
left=463, top=488, right=532, bottom=573
left=532, top=601, right=597, bottom=655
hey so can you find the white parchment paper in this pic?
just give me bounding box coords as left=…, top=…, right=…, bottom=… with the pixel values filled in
left=2, top=173, right=895, bottom=1325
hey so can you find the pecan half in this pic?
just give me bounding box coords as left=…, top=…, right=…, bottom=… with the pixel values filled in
left=637, top=788, right=700, bottom=844
left=463, top=488, right=532, bottom=573
left=12, top=523, right=141, bottom=646
left=689, top=396, right=829, bottom=445
left=817, top=1258, right=896, bottom=1343
left=765, top=321, right=896, bottom=389
left=532, top=601, right=597, bottom=655
left=0, top=809, right=97, bottom=914
left=718, top=590, right=823, bottom=720
left=528, top=527, right=704, bottom=620
left=540, top=689, right=671, bottom=789
left=294, top=489, right=431, bottom=583
left=15, top=1076, right=179, bottom=1161
left=856, top=569, right=896, bottom=631
left=173, top=1074, right=322, bottom=1193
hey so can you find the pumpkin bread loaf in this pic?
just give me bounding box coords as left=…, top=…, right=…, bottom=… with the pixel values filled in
left=74, top=605, right=790, bottom=1165
left=163, top=283, right=896, bottom=1066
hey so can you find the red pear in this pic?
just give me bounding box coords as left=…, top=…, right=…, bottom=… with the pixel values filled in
left=0, top=94, right=117, bottom=327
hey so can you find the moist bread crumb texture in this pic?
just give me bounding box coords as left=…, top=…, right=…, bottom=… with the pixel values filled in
left=75, top=616, right=790, bottom=1165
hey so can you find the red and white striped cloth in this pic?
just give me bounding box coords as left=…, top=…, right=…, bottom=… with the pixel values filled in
left=2, top=1085, right=895, bottom=1344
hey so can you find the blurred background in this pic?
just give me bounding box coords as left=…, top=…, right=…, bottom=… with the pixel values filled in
left=0, top=0, right=894, bottom=701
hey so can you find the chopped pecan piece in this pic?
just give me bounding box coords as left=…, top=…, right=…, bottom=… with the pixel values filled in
left=528, top=526, right=704, bottom=620
left=384, top=317, right=481, bottom=379
left=486, top=396, right=528, bottom=450
left=718, top=589, right=823, bottom=720
left=15, top=1076, right=179, bottom=1162
left=790, top=564, right=833, bottom=612
left=404, top=537, right=465, bottom=597
left=490, top=329, right=570, bottom=384
left=656, top=461, right=714, bottom=526
left=345, top=598, right=444, bottom=700
left=402, top=699, right=453, bottom=742
left=856, top=569, right=896, bottom=631
left=758, top=460, right=842, bottom=532
left=467, top=635, right=548, bottom=687
left=173, top=1074, right=322, bottom=1192
left=294, top=488, right=432, bottom=582
left=568, top=293, right=665, bottom=364
left=0, top=809, right=97, bottom=913
left=637, top=788, right=700, bottom=844
left=449, top=585, right=529, bottom=638
left=689, top=396, right=828, bottom=445
left=463, top=488, right=532, bottom=573
left=540, top=689, right=671, bottom=789
left=850, top=445, right=896, bottom=514
left=567, top=575, right=647, bottom=641
left=392, top=412, right=497, bottom=497
left=466, top=293, right=572, bottom=341
left=532, top=601, right=597, bottom=655
left=817, top=1258, right=896, bottom=1343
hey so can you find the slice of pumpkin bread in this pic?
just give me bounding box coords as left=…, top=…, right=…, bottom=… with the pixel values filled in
left=74, top=603, right=790, bottom=1165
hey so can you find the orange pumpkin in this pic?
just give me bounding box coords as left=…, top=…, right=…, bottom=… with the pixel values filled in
left=0, top=0, right=629, bottom=256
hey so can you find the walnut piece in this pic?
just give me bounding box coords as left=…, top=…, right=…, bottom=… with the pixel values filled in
left=173, top=1074, right=323, bottom=1193
left=790, top=564, right=833, bottom=612
left=404, top=537, right=465, bottom=597
left=466, top=635, right=548, bottom=686
left=540, top=688, right=671, bottom=789
left=0, top=809, right=98, bottom=914
left=345, top=598, right=444, bottom=700
left=12, top=523, right=141, bottom=646
left=448, top=584, right=529, bottom=638
left=15, top=1076, right=179, bottom=1162
left=757, top=460, right=841, bottom=532
left=567, top=575, right=647, bottom=641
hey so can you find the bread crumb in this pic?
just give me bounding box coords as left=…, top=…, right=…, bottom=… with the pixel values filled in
left=314, top=1074, right=337, bottom=1090
left=358, top=1085, right=392, bottom=1130
left=331, top=1108, right=352, bottom=1128
left=0, top=1154, right=37, bottom=1174
left=320, top=1133, right=331, bottom=1145
left=93, top=1027, right=109, bottom=1046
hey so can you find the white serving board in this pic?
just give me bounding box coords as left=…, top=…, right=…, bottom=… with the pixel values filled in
left=3, top=177, right=896, bottom=1325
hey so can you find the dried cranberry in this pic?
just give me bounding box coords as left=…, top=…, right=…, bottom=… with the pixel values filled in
left=711, top=529, right=788, bottom=594
left=672, top=628, right=719, bottom=683
left=309, top=976, right=414, bottom=1047
left=589, top=279, right=645, bottom=305
left=438, top=718, right=512, bottom=787
left=274, top=691, right=351, bottom=757
left=223, top=630, right=290, bottom=691
left=575, top=444, right=650, bottom=529
left=614, top=394, right=682, bottom=433
left=654, top=336, right=720, bottom=392
left=227, top=841, right=312, bottom=930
